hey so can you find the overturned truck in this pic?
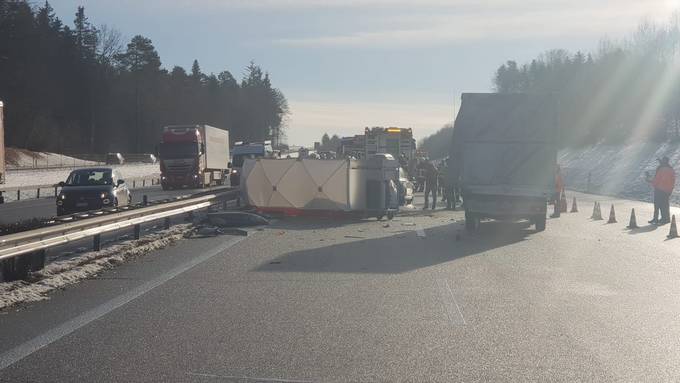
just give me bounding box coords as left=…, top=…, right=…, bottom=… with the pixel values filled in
left=451, top=93, right=558, bottom=232
left=240, top=156, right=400, bottom=219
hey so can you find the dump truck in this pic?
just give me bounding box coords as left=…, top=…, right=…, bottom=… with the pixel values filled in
left=158, top=125, right=229, bottom=189
left=0, top=101, right=5, bottom=186
left=451, top=93, right=558, bottom=232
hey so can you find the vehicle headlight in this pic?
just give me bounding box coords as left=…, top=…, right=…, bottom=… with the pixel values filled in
left=231, top=169, right=238, bottom=174
left=59, top=193, right=66, bottom=200
left=100, top=192, right=108, bottom=199
left=193, top=174, right=199, bottom=178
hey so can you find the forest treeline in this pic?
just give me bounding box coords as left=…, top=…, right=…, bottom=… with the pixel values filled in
left=0, top=1, right=288, bottom=154
left=421, top=16, right=680, bottom=158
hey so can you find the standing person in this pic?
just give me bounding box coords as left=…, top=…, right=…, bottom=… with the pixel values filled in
left=444, top=157, right=457, bottom=210
left=420, top=161, right=439, bottom=210
left=649, top=157, right=675, bottom=224
left=550, top=165, right=564, bottom=218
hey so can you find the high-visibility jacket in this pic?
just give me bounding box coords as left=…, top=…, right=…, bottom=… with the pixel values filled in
left=653, top=165, right=676, bottom=193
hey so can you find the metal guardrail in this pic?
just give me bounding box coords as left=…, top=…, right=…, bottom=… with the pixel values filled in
left=0, top=188, right=238, bottom=281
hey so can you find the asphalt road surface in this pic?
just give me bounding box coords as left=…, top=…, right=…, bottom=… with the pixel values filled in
left=1, top=191, right=680, bottom=382
left=0, top=185, right=225, bottom=225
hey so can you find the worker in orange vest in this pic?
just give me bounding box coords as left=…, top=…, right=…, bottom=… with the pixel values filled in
left=648, top=156, right=676, bottom=225
left=550, top=165, right=564, bottom=218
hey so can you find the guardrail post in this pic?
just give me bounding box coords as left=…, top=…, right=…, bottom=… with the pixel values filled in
left=143, top=195, right=148, bottom=206
left=0, top=191, right=4, bottom=204
left=17, top=190, right=20, bottom=201
left=222, top=199, right=228, bottom=210
left=133, top=180, right=136, bottom=188
left=134, top=224, right=141, bottom=240
left=37, top=188, right=40, bottom=199
left=93, top=234, right=101, bottom=251
left=143, top=179, right=146, bottom=187
left=54, top=186, right=58, bottom=197
left=164, top=217, right=171, bottom=230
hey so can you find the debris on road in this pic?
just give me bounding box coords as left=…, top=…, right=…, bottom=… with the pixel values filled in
left=207, top=211, right=269, bottom=227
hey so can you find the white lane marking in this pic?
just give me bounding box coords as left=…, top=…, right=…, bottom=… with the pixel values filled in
left=0, top=235, right=248, bottom=371
left=436, top=279, right=466, bottom=325
left=187, top=371, right=314, bottom=382
left=416, top=226, right=426, bottom=237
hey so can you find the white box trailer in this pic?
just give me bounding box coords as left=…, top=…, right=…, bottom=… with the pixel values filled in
left=241, top=157, right=399, bottom=218
left=202, top=125, right=230, bottom=171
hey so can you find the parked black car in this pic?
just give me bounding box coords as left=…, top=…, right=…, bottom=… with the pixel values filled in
left=56, top=168, right=131, bottom=216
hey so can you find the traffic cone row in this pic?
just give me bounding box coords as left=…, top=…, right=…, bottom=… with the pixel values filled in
left=591, top=202, right=603, bottom=220
left=607, top=204, right=617, bottom=224
left=668, top=215, right=678, bottom=239
left=568, top=195, right=678, bottom=240
left=627, top=208, right=638, bottom=229
left=560, top=191, right=568, bottom=213
left=570, top=196, right=578, bottom=213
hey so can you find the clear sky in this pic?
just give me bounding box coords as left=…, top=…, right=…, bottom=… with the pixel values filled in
left=51, top=0, right=678, bottom=145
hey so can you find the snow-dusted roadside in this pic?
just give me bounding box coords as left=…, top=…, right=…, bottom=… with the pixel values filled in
left=559, top=142, right=680, bottom=205
left=0, top=224, right=192, bottom=310
left=2, top=163, right=160, bottom=189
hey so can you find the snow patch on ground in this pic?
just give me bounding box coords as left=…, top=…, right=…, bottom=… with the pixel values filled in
left=559, top=142, right=680, bottom=204
left=5, top=147, right=99, bottom=169
left=2, top=163, right=160, bottom=190
left=0, top=224, right=191, bottom=310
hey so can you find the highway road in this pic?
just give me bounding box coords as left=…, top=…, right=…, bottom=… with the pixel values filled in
left=2, top=192, right=680, bottom=381
left=0, top=186, right=224, bottom=225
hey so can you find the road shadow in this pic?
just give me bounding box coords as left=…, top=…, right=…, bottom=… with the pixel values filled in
left=626, top=224, right=659, bottom=234
left=255, top=220, right=533, bottom=274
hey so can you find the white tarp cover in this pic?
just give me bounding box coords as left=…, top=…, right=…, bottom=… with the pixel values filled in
left=242, top=159, right=350, bottom=210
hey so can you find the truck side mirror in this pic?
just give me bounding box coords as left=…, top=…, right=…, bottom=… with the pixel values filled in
left=117, top=179, right=125, bottom=186
left=58, top=181, right=65, bottom=187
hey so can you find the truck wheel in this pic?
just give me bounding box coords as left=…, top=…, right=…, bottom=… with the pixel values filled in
left=387, top=211, right=395, bottom=220
left=534, top=215, right=546, bottom=232
left=465, top=210, right=479, bottom=232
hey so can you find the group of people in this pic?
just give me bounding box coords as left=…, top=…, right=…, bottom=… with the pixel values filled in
left=415, top=158, right=460, bottom=210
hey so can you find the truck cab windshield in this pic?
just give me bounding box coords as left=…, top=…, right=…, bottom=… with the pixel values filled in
left=159, top=142, right=199, bottom=159
left=232, top=153, right=258, bottom=167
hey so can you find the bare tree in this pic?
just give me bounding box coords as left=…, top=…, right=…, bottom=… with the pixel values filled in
left=97, top=24, right=123, bottom=64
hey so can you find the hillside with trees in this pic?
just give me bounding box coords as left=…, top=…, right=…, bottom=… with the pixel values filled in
left=0, top=1, right=288, bottom=154
left=421, top=16, right=680, bottom=158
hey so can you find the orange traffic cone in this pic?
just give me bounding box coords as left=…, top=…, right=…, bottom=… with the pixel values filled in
left=668, top=215, right=678, bottom=239
left=570, top=196, right=578, bottom=213
left=607, top=204, right=617, bottom=223
left=592, top=202, right=603, bottom=220
left=627, top=208, right=638, bottom=229
left=560, top=191, right=568, bottom=213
